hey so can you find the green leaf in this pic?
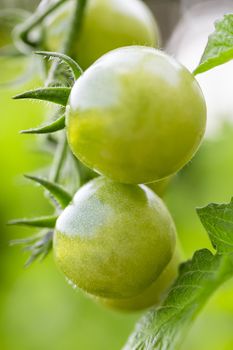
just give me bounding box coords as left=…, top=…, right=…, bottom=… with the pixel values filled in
left=194, top=14, right=233, bottom=75
left=21, top=115, right=65, bottom=134
left=124, top=250, right=233, bottom=350
left=124, top=198, right=233, bottom=350
left=24, top=174, right=72, bottom=209
left=13, top=87, right=71, bottom=106
left=11, top=230, right=53, bottom=267
left=197, top=198, right=233, bottom=253
left=8, top=215, right=58, bottom=228
left=35, top=51, right=83, bottom=80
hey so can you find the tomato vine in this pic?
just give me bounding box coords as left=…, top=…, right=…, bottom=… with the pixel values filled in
left=2, top=1, right=233, bottom=349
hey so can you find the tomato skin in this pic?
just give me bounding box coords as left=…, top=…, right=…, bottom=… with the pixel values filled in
left=67, top=46, right=206, bottom=184
left=54, top=177, right=176, bottom=299
left=45, top=0, right=159, bottom=69
left=94, top=248, right=180, bottom=312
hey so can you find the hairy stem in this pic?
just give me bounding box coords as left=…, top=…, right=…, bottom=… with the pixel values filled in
left=46, top=0, right=87, bottom=85
left=49, top=135, right=67, bottom=183
left=47, top=0, right=88, bottom=182
left=14, top=0, right=66, bottom=53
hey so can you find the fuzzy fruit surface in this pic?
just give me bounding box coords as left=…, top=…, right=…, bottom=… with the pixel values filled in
left=54, top=177, right=176, bottom=299
left=67, top=46, right=207, bottom=184
left=94, top=248, right=180, bottom=311
left=45, top=0, right=159, bottom=70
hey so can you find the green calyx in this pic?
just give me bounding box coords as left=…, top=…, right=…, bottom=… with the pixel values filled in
left=13, top=86, right=71, bottom=106
left=9, top=174, right=72, bottom=266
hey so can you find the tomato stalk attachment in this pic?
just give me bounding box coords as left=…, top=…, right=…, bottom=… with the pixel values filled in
left=35, top=51, right=83, bottom=81
left=24, top=174, right=72, bottom=209
left=10, top=230, right=54, bottom=267
left=8, top=216, right=58, bottom=229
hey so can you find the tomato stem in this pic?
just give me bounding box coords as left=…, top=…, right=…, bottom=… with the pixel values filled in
left=13, top=0, right=67, bottom=54
left=47, top=0, right=88, bottom=185
left=49, top=135, right=68, bottom=183
left=46, top=0, right=87, bottom=86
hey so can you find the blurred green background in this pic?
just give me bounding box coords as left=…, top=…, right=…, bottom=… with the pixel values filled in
left=1, top=1, right=233, bottom=350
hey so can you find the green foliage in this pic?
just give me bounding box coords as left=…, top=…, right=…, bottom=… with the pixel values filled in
left=8, top=173, right=72, bottom=264
left=197, top=199, right=233, bottom=253
left=7, top=0, right=88, bottom=269
left=124, top=199, right=233, bottom=350
left=194, top=14, right=233, bottom=75
left=11, top=230, right=53, bottom=267
left=13, top=87, right=71, bottom=106
left=21, top=114, right=65, bottom=134
left=25, top=174, right=72, bottom=209
left=9, top=215, right=58, bottom=228
left=35, top=51, right=83, bottom=80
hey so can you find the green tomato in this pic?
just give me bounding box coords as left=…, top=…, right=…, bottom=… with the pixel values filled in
left=94, top=247, right=180, bottom=312
left=67, top=46, right=207, bottom=184
left=45, top=0, right=159, bottom=69
left=54, top=177, right=176, bottom=299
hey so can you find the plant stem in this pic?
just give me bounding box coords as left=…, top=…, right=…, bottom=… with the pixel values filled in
left=14, top=0, right=66, bottom=54
left=49, top=134, right=67, bottom=183
left=48, top=0, right=88, bottom=183
left=46, top=0, right=87, bottom=85
left=63, top=0, right=87, bottom=54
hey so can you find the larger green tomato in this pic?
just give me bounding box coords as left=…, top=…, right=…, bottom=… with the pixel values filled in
left=45, top=0, right=159, bottom=69
left=67, top=46, right=207, bottom=184
left=93, top=247, right=180, bottom=312
left=54, top=177, right=176, bottom=299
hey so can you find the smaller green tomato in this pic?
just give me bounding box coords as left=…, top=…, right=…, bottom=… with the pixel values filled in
left=67, top=46, right=206, bottom=184
left=54, top=177, right=176, bottom=299
left=94, top=248, right=180, bottom=312
left=45, top=0, right=159, bottom=69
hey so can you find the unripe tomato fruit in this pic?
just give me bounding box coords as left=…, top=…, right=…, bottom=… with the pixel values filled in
left=53, top=177, right=176, bottom=299
left=45, top=0, right=159, bottom=70
left=94, top=248, right=180, bottom=311
left=67, top=46, right=207, bottom=184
